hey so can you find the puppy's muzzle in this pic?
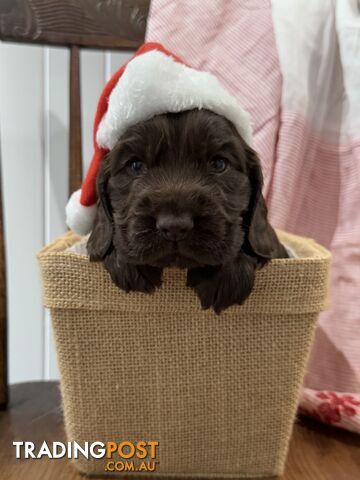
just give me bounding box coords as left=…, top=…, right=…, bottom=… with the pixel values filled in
left=156, top=212, right=194, bottom=241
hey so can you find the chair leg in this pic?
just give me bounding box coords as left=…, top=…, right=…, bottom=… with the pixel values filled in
left=69, top=45, right=83, bottom=195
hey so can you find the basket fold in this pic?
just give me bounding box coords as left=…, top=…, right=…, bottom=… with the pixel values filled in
left=38, top=230, right=330, bottom=315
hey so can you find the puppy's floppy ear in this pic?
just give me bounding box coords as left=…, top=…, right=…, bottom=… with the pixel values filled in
left=243, top=146, right=286, bottom=262
left=87, top=159, right=113, bottom=261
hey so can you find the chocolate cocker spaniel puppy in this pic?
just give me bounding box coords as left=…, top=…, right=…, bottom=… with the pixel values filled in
left=87, top=109, right=288, bottom=313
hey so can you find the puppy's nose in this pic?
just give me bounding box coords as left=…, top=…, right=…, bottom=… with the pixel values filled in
left=156, top=213, right=194, bottom=241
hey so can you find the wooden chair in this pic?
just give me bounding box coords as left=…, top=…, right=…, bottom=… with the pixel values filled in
left=0, top=0, right=150, bottom=407
left=0, top=2, right=359, bottom=479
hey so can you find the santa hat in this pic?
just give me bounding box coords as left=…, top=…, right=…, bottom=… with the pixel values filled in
left=66, top=42, right=253, bottom=235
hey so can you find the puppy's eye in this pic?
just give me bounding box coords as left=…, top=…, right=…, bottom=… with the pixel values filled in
left=209, top=157, right=228, bottom=173
left=129, top=160, right=145, bottom=175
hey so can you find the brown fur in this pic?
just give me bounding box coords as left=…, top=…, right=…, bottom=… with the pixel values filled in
left=87, top=109, right=288, bottom=313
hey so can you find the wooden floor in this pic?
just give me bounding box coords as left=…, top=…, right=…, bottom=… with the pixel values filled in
left=1, top=382, right=359, bottom=480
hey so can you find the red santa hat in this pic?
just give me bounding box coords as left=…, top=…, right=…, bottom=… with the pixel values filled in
left=66, top=42, right=253, bottom=235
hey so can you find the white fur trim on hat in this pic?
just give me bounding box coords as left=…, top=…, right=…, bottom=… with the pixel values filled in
left=96, top=50, right=253, bottom=150
left=66, top=189, right=97, bottom=236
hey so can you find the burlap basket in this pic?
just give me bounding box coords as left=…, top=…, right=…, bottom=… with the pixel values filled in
left=38, top=230, right=330, bottom=479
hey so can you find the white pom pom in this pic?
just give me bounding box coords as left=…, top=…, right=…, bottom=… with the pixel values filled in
left=66, top=189, right=97, bottom=236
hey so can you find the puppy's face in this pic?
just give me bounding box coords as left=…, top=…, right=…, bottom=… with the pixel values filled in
left=109, top=110, right=253, bottom=268
left=90, top=110, right=260, bottom=268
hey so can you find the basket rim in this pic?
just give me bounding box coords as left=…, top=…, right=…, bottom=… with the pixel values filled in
left=38, top=230, right=331, bottom=315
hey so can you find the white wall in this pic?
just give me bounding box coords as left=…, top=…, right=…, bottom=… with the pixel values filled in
left=0, top=42, right=133, bottom=383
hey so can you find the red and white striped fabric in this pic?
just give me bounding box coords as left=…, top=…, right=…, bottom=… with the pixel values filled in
left=146, top=0, right=360, bottom=433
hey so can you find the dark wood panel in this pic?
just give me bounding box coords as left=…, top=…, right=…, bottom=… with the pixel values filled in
left=0, top=0, right=150, bottom=48
left=0, top=159, right=7, bottom=408
left=1, top=383, right=360, bottom=479
left=69, top=46, right=83, bottom=194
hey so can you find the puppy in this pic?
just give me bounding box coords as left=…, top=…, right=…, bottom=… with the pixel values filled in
left=87, top=109, right=288, bottom=313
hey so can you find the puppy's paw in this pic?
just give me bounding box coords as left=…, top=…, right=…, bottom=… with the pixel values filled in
left=104, top=252, right=162, bottom=293
left=187, top=256, right=256, bottom=314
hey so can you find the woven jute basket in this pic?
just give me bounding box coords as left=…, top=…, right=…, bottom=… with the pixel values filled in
left=38, top=230, right=330, bottom=479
